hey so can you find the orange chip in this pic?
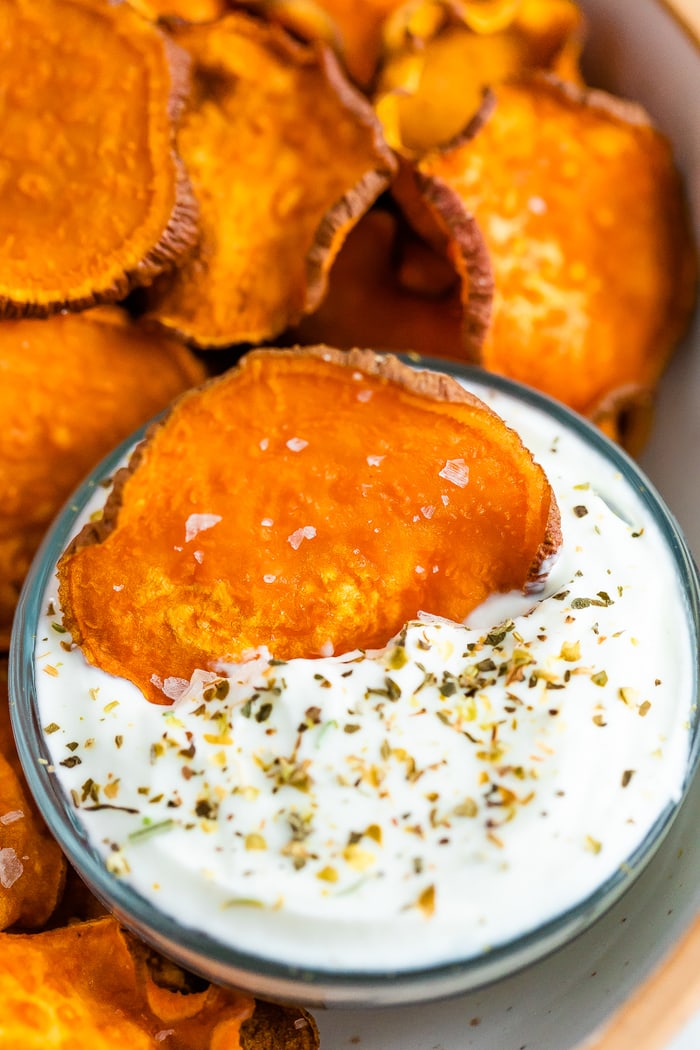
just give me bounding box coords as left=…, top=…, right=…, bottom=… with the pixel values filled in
left=144, top=12, right=397, bottom=347
left=0, top=662, right=66, bottom=931
left=58, top=347, right=561, bottom=704
left=0, top=0, right=198, bottom=318
left=375, top=0, right=584, bottom=153
left=0, top=915, right=319, bottom=1048
left=292, top=203, right=489, bottom=358
left=243, top=0, right=409, bottom=86
left=0, top=307, right=206, bottom=646
left=413, top=75, right=698, bottom=418
left=130, top=0, right=227, bottom=19
left=291, top=208, right=464, bottom=355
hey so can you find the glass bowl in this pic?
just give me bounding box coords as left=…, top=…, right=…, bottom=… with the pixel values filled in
left=9, top=359, right=700, bottom=1008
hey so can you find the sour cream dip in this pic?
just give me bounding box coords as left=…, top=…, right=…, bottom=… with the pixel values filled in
left=33, top=373, right=697, bottom=974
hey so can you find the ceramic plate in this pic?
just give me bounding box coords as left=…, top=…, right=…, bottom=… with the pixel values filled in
left=314, top=0, right=700, bottom=1046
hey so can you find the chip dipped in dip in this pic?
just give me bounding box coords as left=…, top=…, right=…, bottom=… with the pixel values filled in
left=24, top=352, right=698, bottom=1000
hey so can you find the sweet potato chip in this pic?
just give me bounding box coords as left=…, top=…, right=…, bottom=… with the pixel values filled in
left=0, top=915, right=319, bottom=1048
left=143, top=12, right=397, bottom=347
left=291, top=205, right=486, bottom=358
left=58, top=347, right=561, bottom=704
left=375, top=0, right=584, bottom=153
left=0, top=307, right=206, bottom=647
left=242, top=0, right=408, bottom=87
left=0, top=662, right=66, bottom=931
left=131, top=0, right=227, bottom=19
left=0, top=0, right=198, bottom=318
left=413, top=75, right=698, bottom=416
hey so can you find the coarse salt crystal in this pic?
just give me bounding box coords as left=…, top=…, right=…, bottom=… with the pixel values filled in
left=0, top=848, right=23, bottom=889
left=286, top=437, right=308, bottom=452
left=441, top=495, right=450, bottom=506
left=421, top=505, right=435, bottom=519
left=150, top=674, right=164, bottom=690
left=261, top=518, right=274, bottom=527
left=193, top=550, right=204, bottom=564
left=357, top=389, right=373, bottom=403
left=162, top=677, right=190, bottom=701
left=259, top=438, right=269, bottom=451
left=185, top=513, right=222, bottom=543
left=439, top=459, right=470, bottom=487
left=263, top=574, right=277, bottom=583
left=367, top=454, right=384, bottom=466
left=288, top=525, right=317, bottom=550
left=0, top=810, right=24, bottom=826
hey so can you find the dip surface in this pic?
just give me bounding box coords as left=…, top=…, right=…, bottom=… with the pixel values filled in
left=34, top=375, right=695, bottom=972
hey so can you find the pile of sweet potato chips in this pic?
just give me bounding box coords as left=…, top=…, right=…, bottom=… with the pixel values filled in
left=0, top=0, right=696, bottom=1043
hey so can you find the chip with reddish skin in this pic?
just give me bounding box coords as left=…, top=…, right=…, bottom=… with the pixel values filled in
left=58, top=347, right=561, bottom=705
left=0, top=307, right=206, bottom=646
left=0, top=915, right=319, bottom=1048
left=144, top=12, right=397, bottom=347
left=412, top=75, right=698, bottom=417
left=0, top=0, right=198, bottom=318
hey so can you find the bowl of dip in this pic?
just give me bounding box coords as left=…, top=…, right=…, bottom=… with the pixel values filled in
left=9, top=358, right=700, bottom=1007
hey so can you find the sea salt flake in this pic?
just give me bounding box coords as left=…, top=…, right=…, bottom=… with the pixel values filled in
left=288, top=525, right=317, bottom=550
left=441, top=495, right=450, bottom=507
left=0, top=810, right=24, bottom=825
left=421, top=505, right=435, bottom=519
left=367, top=454, right=384, bottom=466
left=150, top=674, right=164, bottom=690
left=162, top=677, right=190, bottom=701
left=263, top=574, right=277, bottom=583
left=261, top=518, right=274, bottom=527
left=0, top=848, right=23, bottom=888
left=286, top=437, right=308, bottom=452
left=357, top=389, right=373, bottom=403
left=259, top=438, right=269, bottom=451
left=113, top=584, right=124, bottom=592
left=155, top=1031, right=176, bottom=1043
left=193, top=550, right=204, bottom=564
left=439, top=459, right=470, bottom=487
left=185, top=513, right=222, bottom=543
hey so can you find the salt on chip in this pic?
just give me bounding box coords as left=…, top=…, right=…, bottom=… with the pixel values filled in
left=410, top=74, right=698, bottom=423
left=144, top=11, right=397, bottom=347
left=58, top=347, right=560, bottom=704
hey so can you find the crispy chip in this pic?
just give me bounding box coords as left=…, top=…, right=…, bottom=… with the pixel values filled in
left=58, top=347, right=561, bottom=704
left=412, top=75, right=698, bottom=417
left=0, top=915, right=319, bottom=1048
left=0, top=662, right=66, bottom=931
left=291, top=205, right=487, bottom=358
left=143, top=12, right=396, bottom=347
left=244, top=0, right=408, bottom=86
left=376, top=0, right=584, bottom=153
left=131, top=0, right=227, bottom=19
left=0, top=307, right=206, bottom=646
left=0, top=0, right=198, bottom=317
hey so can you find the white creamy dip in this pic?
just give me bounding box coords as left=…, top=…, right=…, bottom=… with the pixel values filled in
left=34, top=377, right=696, bottom=972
